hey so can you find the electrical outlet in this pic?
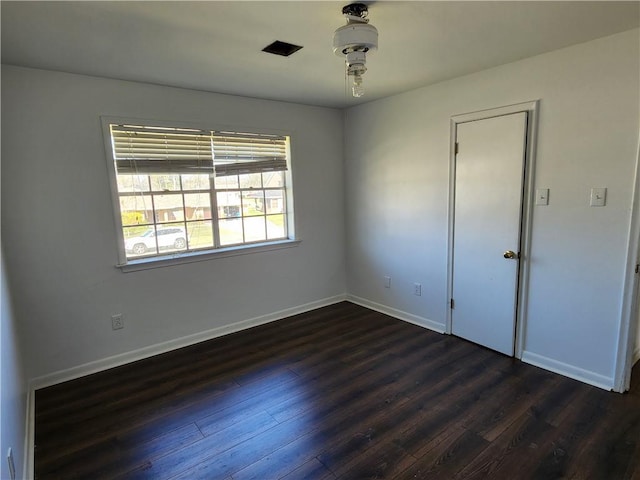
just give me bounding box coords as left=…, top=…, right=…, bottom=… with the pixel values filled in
left=7, top=448, right=16, bottom=480
left=384, top=276, right=391, bottom=288
left=414, top=283, right=422, bottom=296
left=111, top=314, right=124, bottom=330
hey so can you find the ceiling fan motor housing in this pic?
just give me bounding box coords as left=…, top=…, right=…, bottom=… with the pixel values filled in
left=333, top=23, right=378, bottom=57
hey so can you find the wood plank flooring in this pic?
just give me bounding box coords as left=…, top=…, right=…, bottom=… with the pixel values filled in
left=34, top=302, right=640, bottom=479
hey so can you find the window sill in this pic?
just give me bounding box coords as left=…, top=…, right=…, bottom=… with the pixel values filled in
left=117, top=239, right=301, bottom=273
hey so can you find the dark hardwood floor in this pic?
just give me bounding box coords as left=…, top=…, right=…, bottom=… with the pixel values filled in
left=35, top=302, right=640, bottom=479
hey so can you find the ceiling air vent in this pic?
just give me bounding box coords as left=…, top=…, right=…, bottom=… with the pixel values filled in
left=262, top=41, right=303, bottom=57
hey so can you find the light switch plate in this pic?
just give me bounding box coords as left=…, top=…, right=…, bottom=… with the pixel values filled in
left=590, top=187, right=607, bottom=207
left=535, top=188, right=549, bottom=206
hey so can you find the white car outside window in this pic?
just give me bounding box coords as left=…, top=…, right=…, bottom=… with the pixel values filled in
left=124, top=227, right=188, bottom=255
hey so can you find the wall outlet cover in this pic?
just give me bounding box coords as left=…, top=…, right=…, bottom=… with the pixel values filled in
left=111, top=314, right=124, bottom=330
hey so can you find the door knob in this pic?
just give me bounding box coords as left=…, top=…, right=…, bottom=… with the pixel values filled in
left=503, top=250, right=518, bottom=259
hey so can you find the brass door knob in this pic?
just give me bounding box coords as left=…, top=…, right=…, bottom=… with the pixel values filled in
left=503, top=250, right=517, bottom=259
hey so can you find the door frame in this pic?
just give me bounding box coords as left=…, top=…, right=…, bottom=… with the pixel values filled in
left=613, top=136, right=640, bottom=392
left=446, top=101, right=539, bottom=359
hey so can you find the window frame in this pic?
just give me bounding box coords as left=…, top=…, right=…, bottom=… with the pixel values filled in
left=101, top=116, right=298, bottom=271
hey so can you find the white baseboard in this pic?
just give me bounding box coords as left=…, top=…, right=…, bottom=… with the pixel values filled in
left=521, top=350, right=614, bottom=391
left=30, top=294, right=347, bottom=391
left=346, top=294, right=445, bottom=334
left=634, top=346, right=640, bottom=365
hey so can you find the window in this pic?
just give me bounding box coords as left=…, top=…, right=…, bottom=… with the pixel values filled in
left=104, top=120, right=294, bottom=267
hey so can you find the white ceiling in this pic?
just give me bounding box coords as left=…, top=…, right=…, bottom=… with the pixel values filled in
left=2, top=1, right=638, bottom=109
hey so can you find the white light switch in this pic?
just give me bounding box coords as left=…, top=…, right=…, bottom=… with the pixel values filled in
left=535, top=188, right=549, bottom=206
left=590, top=187, right=607, bottom=207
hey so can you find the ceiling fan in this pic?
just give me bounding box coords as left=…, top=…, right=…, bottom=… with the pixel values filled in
left=333, top=3, right=378, bottom=98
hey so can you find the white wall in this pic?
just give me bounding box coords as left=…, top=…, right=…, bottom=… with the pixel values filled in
left=1, top=66, right=346, bottom=381
left=1, top=246, right=27, bottom=480
left=345, top=29, right=640, bottom=388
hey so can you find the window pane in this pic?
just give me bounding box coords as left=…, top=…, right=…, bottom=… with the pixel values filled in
left=184, top=193, right=211, bottom=220
left=123, top=225, right=157, bottom=257
left=267, top=215, right=286, bottom=239
left=265, top=190, right=285, bottom=214
left=219, top=218, right=243, bottom=246
left=187, top=221, right=213, bottom=249
left=117, top=174, right=149, bottom=193
left=214, top=174, right=239, bottom=190
left=120, top=195, right=152, bottom=225
left=262, top=171, right=284, bottom=188
left=150, top=174, right=181, bottom=192
left=153, top=194, right=184, bottom=223
left=217, top=192, right=241, bottom=218
left=239, top=173, right=262, bottom=189
left=244, top=216, right=266, bottom=243
left=158, top=222, right=188, bottom=253
left=242, top=191, right=264, bottom=216
left=181, top=174, right=210, bottom=191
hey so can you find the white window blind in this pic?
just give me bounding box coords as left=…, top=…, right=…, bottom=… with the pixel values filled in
left=212, top=131, right=288, bottom=177
left=111, top=125, right=288, bottom=177
left=111, top=125, right=214, bottom=174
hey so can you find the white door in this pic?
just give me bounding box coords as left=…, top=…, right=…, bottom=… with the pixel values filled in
left=451, top=112, right=527, bottom=356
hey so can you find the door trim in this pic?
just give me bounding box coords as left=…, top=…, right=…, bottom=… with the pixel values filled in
left=446, top=101, right=539, bottom=359
left=613, top=133, right=640, bottom=392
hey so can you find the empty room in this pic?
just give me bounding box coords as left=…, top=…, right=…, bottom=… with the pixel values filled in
left=1, top=1, right=640, bottom=479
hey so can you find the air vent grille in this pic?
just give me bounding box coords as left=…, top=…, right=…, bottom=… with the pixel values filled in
left=262, top=41, right=303, bottom=57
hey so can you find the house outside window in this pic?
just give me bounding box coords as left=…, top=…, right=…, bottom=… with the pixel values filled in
left=103, top=119, right=295, bottom=267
